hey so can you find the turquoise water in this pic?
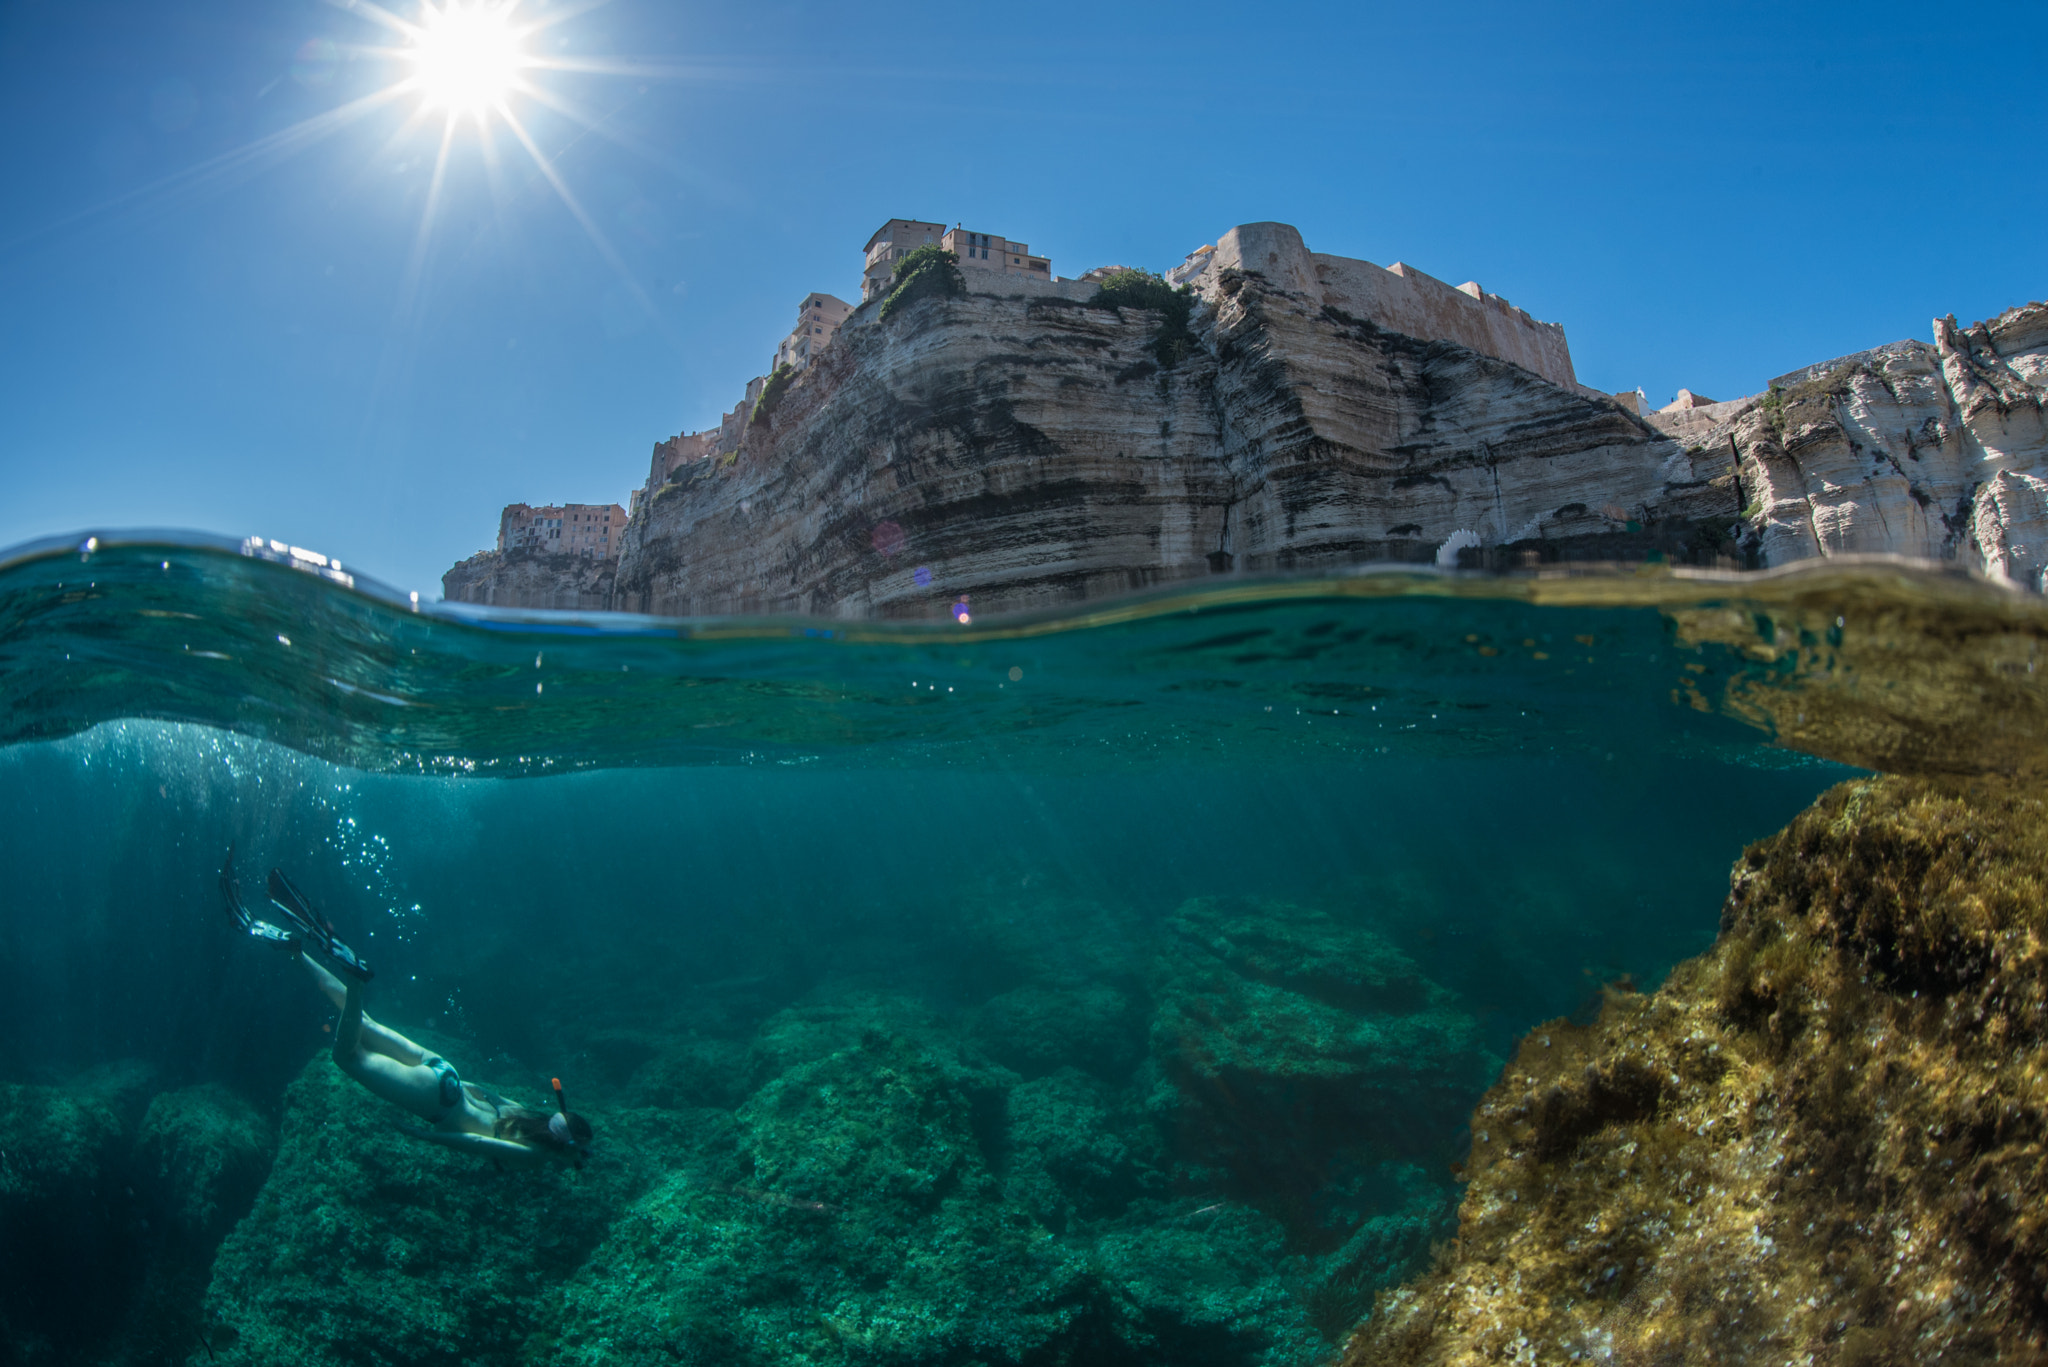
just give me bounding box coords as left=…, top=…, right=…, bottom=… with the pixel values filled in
left=7, top=532, right=2014, bottom=1366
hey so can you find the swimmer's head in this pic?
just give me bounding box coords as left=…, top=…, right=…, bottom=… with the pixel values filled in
left=547, top=1110, right=594, bottom=1147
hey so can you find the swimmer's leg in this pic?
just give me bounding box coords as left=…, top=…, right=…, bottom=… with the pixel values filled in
left=303, top=952, right=425, bottom=1067
left=329, top=971, right=446, bottom=1122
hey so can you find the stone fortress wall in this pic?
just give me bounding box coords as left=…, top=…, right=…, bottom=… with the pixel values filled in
left=1181, top=222, right=1580, bottom=393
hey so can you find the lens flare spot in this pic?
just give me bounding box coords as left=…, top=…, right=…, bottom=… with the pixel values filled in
left=871, top=521, right=905, bottom=558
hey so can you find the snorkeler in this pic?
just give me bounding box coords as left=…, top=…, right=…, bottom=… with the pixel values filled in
left=219, top=847, right=593, bottom=1170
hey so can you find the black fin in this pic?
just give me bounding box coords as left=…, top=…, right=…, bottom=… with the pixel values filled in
left=266, top=868, right=323, bottom=937
left=219, top=845, right=247, bottom=930
left=267, top=868, right=374, bottom=981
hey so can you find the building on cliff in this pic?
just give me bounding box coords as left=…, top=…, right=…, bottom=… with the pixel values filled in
left=861, top=219, right=949, bottom=301
left=773, top=293, right=853, bottom=372
left=498, top=501, right=627, bottom=559
left=943, top=226, right=1051, bottom=284
left=860, top=219, right=1055, bottom=302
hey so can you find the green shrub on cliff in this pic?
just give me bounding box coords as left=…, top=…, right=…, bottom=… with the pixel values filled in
left=879, top=246, right=964, bottom=322
left=749, top=363, right=797, bottom=427
left=1090, top=269, right=1197, bottom=369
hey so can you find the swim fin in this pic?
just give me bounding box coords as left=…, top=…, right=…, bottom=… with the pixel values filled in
left=266, top=867, right=374, bottom=982
left=219, top=846, right=295, bottom=950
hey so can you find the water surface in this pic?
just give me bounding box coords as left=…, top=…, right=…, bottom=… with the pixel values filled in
left=3, top=532, right=2038, bottom=1367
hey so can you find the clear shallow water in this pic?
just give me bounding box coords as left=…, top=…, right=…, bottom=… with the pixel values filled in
left=2, top=532, right=2041, bottom=1366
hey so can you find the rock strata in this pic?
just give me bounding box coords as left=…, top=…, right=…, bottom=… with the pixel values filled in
left=1346, top=773, right=2048, bottom=1365
left=596, top=230, right=1732, bottom=619
left=446, top=230, right=2045, bottom=615
left=443, top=547, right=615, bottom=610
left=1690, top=302, right=2048, bottom=584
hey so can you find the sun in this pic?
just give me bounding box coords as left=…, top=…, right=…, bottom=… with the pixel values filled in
left=407, top=2, right=526, bottom=114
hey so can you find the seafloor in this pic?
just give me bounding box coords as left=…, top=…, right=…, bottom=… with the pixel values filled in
left=7, top=773, right=2045, bottom=1365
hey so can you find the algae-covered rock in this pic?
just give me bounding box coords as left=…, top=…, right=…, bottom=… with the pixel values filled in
left=1001, top=1066, right=1164, bottom=1232
left=0, top=1078, right=131, bottom=1211
left=1148, top=898, right=1491, bottom=1218
left=1349, top=774, right=2048, bottom=1365
left=134, top=1084, right=274, bottom=1249
left=541, top=979, right=1402, bottom=1367
left=541, top=1026, right=1098, bottom=1367
left=972, top=983, right=1144, bottom=1081
left=0, top=1076, right=139, bottom=1362
left=196, top=1053, right=677, bottom=1367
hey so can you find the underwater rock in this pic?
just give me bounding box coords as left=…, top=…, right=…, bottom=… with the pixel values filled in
left=540, top=1027, right=1097, bottom=1366
left=197, top=1053, right=680, bottom=1367
left=0, top=1076, right=138, bottom=1349
left=1000, top=1066, right=1165, bottom=1231
left=1087, top=1202, right=1326, bottom=1367
left=971, top=982, right=1145, bottom=1081
left=616, top=1031, right=752, bottom=1110
left=542, top=1005, right=1334, bottom=1367
left=134, top=1084, right=274, bottom=1249
left=1348, top=774, right=2048, bottom=1364
left=1147, top=898, right=1492, bottom=1213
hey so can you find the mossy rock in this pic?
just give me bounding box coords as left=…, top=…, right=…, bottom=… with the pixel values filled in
left=1000, top=1067, right=1164, bottom=1232
left=1148, top=899, right=1492, bottom=1205
left=971, top=983, right=1145, bottom=1081
left=196, top=1052, right=687, bottom=1367
left=135, top=1083, right=275, bottom=1249
left=1348, top=774, right=2048, bottom=1365
left=541, top=1028, right=1095, bottom=1366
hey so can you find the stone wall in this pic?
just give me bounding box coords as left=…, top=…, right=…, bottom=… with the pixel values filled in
left=1194, top=222, right=1580, bottom=392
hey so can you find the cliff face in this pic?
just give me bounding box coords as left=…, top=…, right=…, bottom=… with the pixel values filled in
left=612, top=263, right=1725, bottom=618
left=442, top=548, right=614, bottom=611
left=1702, top=302, right=2048, bottom=583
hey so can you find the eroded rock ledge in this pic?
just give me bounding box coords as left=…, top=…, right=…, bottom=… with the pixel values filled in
left=605, top=271, right=1731, bottom=619
left=1347, top=774, right=2048, bottom=1365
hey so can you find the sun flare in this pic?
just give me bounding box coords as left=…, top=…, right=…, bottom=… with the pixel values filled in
left=408, top=2, right=525, bottom=114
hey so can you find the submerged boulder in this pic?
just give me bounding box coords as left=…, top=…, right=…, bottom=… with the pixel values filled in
left=1350, top=774, right=2048, bottom=1364
left=1147, top=898, right=1491, bottom=1232
left=134, top=1083, right=274, bottom=1250
left=0, top=1074, right=140, bottom=1361
left=971, top=982, right=1146, bottom=1082
left=540, top=1026, right=1096, bottom=1366
left=195, top=1053, right=677, bottom=1367
left=541, top=999, right=1332, bottom=1367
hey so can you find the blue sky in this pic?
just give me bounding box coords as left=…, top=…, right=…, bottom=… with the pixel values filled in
left=2, top=0, right=2041, bottom=599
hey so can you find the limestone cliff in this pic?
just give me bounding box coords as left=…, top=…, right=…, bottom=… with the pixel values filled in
left=443, top=547, right=615, bottom=611
left=1684, top=302, right=2048, bottom=587
left=450, top=222, right=2045, bottom=617
left=610, top=237, right=1728, bottom=619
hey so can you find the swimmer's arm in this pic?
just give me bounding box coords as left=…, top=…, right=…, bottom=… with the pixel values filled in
left=393, top=1126, right=545, bottom=1166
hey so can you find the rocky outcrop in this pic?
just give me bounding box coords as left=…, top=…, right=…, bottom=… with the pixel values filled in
left=446, top=221, right=2043, bottom=617
left=1690, top=302, right=2048, bottom=584
left=609, top=235, right=1729, bottom=619
left=0, top=1066, right=274, bottom=1367
left=1346, top=773, right=2048, bottom=1365
left=441, top=547, right=615, bottom=610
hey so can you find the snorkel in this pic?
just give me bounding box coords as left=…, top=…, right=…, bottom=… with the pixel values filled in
left=547, top=1077, right=592, bottom=1165
left=548, top=1077, right=571, bottom=1144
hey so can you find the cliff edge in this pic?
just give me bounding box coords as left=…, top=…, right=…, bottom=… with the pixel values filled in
left=611, top=223, right=1730, bottom=619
